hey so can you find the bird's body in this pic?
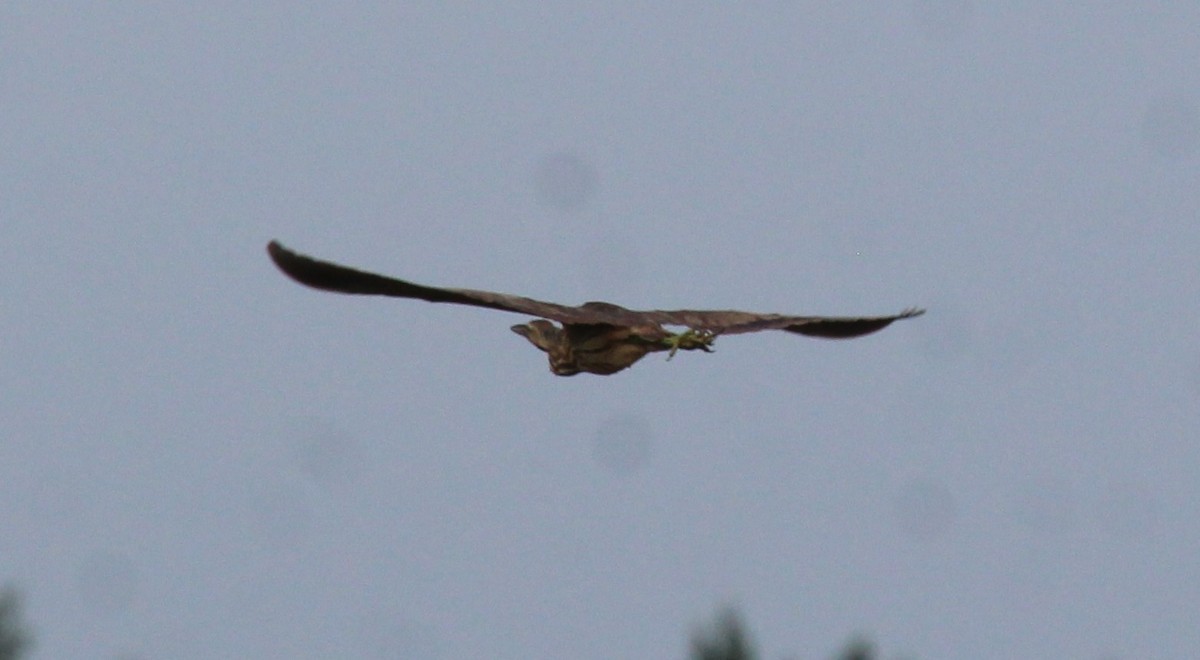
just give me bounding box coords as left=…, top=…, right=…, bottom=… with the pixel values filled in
left=267, top=241, right=924, bottom=376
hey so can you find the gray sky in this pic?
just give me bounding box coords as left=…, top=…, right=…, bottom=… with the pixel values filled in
left=3, top=3, right=1199, bottom=658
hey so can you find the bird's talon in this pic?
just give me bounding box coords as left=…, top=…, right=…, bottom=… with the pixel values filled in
left=663, top=328, right=716, bottom=360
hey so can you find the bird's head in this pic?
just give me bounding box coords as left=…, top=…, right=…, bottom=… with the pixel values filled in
left=511, top=320, right=580, bottom=376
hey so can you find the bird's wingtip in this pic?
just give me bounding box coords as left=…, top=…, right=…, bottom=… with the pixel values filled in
left=266, top=240, right=298, bottom=266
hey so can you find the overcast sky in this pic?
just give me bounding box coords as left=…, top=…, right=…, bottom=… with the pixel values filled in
left=3, top=3, right=1199, bottom=659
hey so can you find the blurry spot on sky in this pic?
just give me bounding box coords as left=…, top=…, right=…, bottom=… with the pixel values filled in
left=592, top=413, right=655, bottom=475
left=533, top=151, right=600, bottom=212
left=1142, top=95, right=1200, bottom=161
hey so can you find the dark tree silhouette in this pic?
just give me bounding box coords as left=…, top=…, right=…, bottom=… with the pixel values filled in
left=0, top=586, right=31, bottom=660
left=690, top=608, right=756, bottom=660
left=689, top=607, right=882, bottom=660
left=836, top=637, right=877, bottom=660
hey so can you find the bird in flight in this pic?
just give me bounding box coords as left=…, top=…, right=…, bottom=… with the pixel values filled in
left=267, top=241, right=924, bottom=376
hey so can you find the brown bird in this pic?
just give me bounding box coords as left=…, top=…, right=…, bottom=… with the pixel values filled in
left=267, top=241, right=924, bottom=376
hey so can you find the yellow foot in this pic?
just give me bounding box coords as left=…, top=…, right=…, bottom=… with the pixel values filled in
left=664, top=329, right=716, bottom=360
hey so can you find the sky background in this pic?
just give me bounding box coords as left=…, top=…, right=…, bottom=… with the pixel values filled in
left=3, top=3, right=1199, bottom=659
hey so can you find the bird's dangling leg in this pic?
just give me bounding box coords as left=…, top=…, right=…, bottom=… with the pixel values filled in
left=663, top=329, right=716, bottom=360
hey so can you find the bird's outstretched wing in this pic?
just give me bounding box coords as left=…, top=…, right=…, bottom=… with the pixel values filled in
left=267, top=240, right=607, bottom=324
left=267, top=241, right=922, bottom=338
left=641, top=308, right=926, bottom=338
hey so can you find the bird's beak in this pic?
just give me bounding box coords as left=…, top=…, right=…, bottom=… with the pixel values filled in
left=511, top=321, right=560, bottom=352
